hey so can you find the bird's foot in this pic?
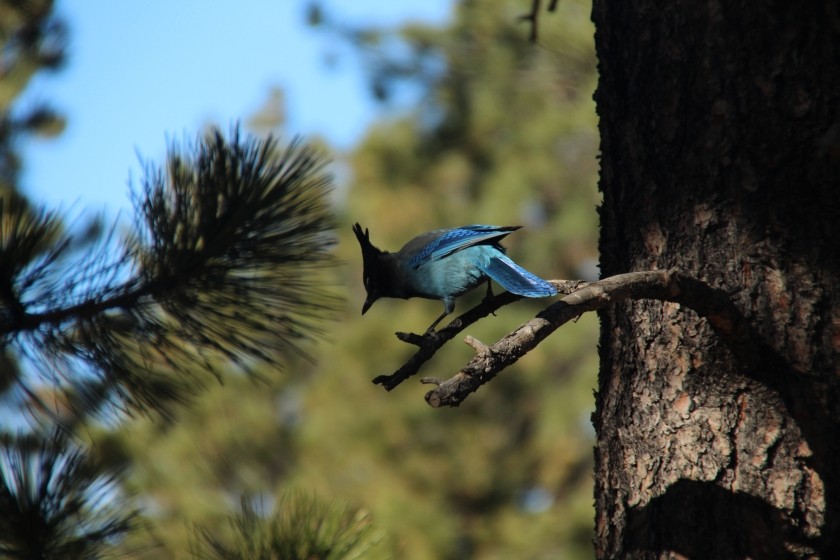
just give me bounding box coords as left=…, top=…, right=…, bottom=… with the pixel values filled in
left=479, top=297, right=498, bottom=316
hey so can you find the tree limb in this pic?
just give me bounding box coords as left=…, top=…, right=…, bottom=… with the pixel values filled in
left=519, top=0, right=542, bottom=42
left=518, top=0, right=560, bottom=43
left=372, top=269, right=751, bottom=408
left=371, top=279, right=585, bottom=391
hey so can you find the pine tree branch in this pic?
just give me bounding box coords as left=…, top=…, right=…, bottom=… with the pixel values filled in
left=1, top=127, right=338, bottom=418
left=1, top=279, right=147, bottom=336
left=373, top=269, right=752, bottom=407
left=0, top=430, right=136, bottom=559
left=191, top=491, right=380, bottom=559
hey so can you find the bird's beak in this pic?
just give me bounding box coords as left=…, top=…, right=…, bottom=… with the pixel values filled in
left=361, top=297, right=374, bottom=315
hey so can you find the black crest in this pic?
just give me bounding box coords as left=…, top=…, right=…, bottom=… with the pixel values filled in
left=352, top=222, right=384, bottom=264
left=352, top=223, right=386, bottom=286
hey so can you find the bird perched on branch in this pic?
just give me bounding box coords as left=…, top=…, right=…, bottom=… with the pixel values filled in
left=352, top=223, right=557, bottom=333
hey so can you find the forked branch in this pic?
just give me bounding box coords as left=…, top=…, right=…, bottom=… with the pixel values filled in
left=371, top=279, right=585, bottom=391
left=373, top=269, right=749, bottom=407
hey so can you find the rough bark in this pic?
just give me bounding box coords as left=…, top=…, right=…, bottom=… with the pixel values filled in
left=592, top=1, right=840, bottom=558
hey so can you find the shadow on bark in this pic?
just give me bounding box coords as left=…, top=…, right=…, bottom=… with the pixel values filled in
left=675, top=276, right=840, bottom=556
left=624, top=479, right=809, bottom=560
left=744, top=343, right=840, bottom=558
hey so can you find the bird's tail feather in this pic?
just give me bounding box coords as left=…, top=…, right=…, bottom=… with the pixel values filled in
left=481, top=255, right=557, bottom=297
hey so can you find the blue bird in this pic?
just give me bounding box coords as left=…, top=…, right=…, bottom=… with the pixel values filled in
left=353, top=223, right=557, bottom=332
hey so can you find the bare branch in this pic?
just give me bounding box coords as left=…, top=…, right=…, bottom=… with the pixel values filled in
left=518, top=0, right=542, bottom=42
left=372, top=269, right=751, bottom=408
left=425, top=271, right=679, bottom=406
left=518, top=0, right=561, bottom=43
left=371, top=279, right=585, bottom=391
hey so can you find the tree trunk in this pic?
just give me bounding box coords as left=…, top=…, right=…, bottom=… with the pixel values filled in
left=591, top=1, right=840, bottom=558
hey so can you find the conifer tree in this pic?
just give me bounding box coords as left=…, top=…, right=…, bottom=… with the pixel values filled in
left=1, top=4, right=342, bottom=557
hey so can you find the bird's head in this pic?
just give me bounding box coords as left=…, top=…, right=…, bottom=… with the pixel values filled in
left=352, top=223, right=387, bottom=315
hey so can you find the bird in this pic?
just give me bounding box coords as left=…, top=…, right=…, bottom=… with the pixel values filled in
left=352, top=223, right=557, bottom=333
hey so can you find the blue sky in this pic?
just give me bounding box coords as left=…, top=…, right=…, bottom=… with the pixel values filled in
left=17, top=0, right=451, bottom=215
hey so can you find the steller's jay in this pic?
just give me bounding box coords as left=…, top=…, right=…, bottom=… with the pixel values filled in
left=353, top=223, right=557, bottom=332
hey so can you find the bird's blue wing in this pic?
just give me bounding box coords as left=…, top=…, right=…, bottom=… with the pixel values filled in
left=408, top=225, right=519, bottom=269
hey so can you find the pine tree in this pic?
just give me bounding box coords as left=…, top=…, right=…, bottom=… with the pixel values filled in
left=1, top=5, right=342, bottom=556
left=1, top=125, right=341, bottom=555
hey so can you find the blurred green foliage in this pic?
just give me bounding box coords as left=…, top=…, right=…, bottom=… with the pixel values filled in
left=191, top=491, right=383, bottom=560
left=102, top=0, right=600, bottom=558
left=0, top=0, right=66, bottom=194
